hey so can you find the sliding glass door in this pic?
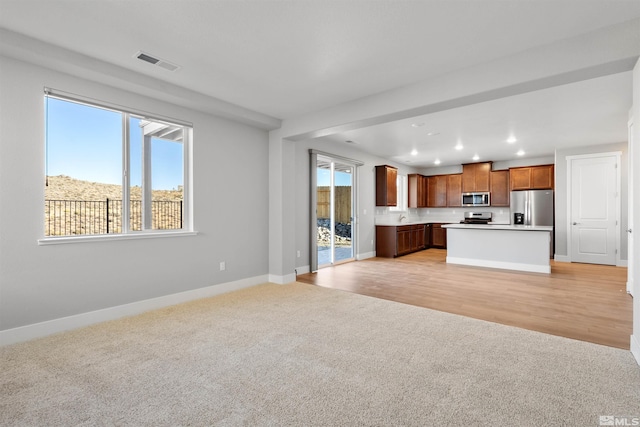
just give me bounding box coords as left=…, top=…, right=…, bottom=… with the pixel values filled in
left=315, top=155, right=355, bottom=269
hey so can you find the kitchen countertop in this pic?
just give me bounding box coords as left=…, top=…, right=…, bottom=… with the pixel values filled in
left=442, top=223, right=553, bottom=232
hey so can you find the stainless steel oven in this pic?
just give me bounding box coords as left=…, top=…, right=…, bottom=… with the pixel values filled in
left=461, top=192, right=490, bottom=207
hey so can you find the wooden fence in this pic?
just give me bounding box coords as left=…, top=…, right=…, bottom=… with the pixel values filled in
left=317, top=186, right=352, bottom=223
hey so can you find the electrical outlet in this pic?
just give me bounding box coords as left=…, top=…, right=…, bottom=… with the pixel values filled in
left=219, top=261, right=226, bottom=271
left=297, top=250, right=301, bottom=258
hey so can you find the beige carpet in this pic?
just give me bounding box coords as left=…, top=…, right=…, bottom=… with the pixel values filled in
left=1, top=283, right=639, bottom=426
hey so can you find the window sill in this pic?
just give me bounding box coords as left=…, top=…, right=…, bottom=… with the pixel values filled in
left=38, top=230, right=198, bottom=246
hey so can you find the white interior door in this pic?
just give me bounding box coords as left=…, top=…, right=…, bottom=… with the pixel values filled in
left=570, top=154, right=618, bottom=265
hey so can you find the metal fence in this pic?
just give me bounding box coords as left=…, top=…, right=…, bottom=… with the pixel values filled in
left=45, top=199, right=183, bottom=236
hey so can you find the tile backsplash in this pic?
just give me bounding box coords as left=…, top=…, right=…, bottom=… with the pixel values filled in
left=375, top=207, right=511, bottom=224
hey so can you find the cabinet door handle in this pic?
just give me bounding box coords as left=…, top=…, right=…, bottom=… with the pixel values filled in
left=572, top=222, right=581, bottom=225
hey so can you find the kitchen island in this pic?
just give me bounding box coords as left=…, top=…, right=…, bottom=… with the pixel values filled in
left=442, top=223, right=553, bottom=273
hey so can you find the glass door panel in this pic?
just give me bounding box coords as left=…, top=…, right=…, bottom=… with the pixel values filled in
left=333, top=162, right=353, bottom=263
left=316, top=159, right=332, bottom=267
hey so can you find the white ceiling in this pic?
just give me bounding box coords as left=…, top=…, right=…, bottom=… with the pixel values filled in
left=318, top=71, right=633, bottom=167
left=1, top=0, right=639, bottom=166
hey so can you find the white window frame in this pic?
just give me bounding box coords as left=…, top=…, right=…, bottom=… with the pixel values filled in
left=389, top=174, right=408, bottom=212
left=40, top=89, right=195, bottom=245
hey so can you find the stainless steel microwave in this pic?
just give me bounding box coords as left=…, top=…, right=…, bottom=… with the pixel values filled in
left=462, top=192, right=490, bottom=207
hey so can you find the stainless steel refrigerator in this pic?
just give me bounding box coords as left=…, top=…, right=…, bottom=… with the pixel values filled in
left=510, top=189, right=554, bottom=256
left=510, top=189, right=554, bottom=226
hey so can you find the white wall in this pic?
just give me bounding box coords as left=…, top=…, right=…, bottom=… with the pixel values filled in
left=555, top=142, right=628, bottom=261
left=0, top=56, right=269, bottom=333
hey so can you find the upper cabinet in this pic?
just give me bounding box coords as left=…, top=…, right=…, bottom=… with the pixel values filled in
left=427, top=175, right=448, bottom=207
left=509, top=165, right=554, bottom=190
left=490, top=170, right=510, bottom=206
left=462, top=162, right=492, bottom=193
left=376, top=165, right=398, bottom=206
left=447, top=174, right=462, bottom=207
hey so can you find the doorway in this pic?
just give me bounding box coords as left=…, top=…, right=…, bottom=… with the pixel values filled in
left=309, top=150, right=362, bottom=272
left=316, top=157, right=355, bottom=267
left=568, top=153, right=620, bottom=265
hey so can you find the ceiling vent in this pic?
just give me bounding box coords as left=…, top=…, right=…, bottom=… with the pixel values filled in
left=135, top=51, right=180, bottom=72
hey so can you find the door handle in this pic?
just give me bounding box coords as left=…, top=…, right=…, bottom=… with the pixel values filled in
left=627, top=228, right=633, bottom=234
left=572, top=222, right=581, bottom=225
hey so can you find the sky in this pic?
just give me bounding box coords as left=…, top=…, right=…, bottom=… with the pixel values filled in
left=317, top=167, right=352, bottom=187
left=46, top=97, right=183, bottom=190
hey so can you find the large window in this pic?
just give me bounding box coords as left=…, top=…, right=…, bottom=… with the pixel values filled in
left=44, top=91, right=191, bottom=238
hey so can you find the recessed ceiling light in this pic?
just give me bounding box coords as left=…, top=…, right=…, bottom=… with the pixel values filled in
left=411, top=122, right=425, bottom=128
left=454, top=143, right=463, bottom=150
left=411, top=149, right=418, bottom=156
left=516, top=149, right=525, bottom=156
left=472, top=154, right=480, bottom=161
left=507, top=136, right=517, bottom=144
left=434, top=159, right=441, bottom=165
left=345, top=140, right=356, bottom=144
left=426, top=132, right=440, bottom=137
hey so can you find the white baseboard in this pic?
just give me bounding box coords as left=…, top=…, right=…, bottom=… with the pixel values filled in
left=446, top=256, right=551, bottom=274
left=268, top=272, right=296, bottom=285
left=554, top=255, right=571, bottom=263
left=295, top=265, right=311, bottom=275
left=0, top=274, right=268, bottom=347
left=617, top=260, right=628, bottom=267
left=631, top=334, right=640, bottom=367
left=357, top=251, right=376, bottom=260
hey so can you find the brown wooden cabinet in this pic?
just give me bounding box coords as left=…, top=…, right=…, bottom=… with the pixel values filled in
left=430, top=223, right=447, bottom=249
left=411, top=224, right=426, bottom=251
left=408, top=174, right=428, bottom=208
left=376, top=224, right=426, bottom=258
left=427, top=175, right=447, bottom=207
left=446, top=174, right=462, bottom=207
left=490, top=170, right=510, bottom=206
left=531, top=165, right=554, bottom=189
left=396, top=226, right=412, bottom=256
left=376, top=165, right=398, bottom=206
left=462, top=162, right=492, bottom=193
left=509, top=165, right=554, bottom=190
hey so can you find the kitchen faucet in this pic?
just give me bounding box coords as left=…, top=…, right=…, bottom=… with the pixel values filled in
left=399, top=214, right=407, bottom=222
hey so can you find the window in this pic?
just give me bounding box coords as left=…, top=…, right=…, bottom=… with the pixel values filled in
left=389, top=174, right=407, bottom=212
left=44, top=91, right=191, bottom=238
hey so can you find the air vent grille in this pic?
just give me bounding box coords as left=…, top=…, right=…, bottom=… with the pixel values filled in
left=135, top=51, right=180, bottom=72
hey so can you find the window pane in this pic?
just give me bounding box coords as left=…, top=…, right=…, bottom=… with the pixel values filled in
left=136, top=119, right=184, bottom=230
left=45, top=97, right=122, bottom=236
left=151, top=137, right=183, bottom=230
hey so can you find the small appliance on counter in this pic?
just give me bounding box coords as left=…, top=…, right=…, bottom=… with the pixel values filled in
left=460, top=212, right=492, bottom=224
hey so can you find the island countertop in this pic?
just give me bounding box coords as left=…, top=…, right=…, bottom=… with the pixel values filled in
left=442, top=223, right=553, bottom=232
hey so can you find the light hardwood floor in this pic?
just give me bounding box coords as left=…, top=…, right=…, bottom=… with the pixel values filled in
left=296, top=249, right=633, bottom=349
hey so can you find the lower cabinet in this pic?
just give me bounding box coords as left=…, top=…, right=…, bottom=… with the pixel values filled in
left=430, top=223, right=447, bottom=249
left=376, top=224, right=427, bottom=258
